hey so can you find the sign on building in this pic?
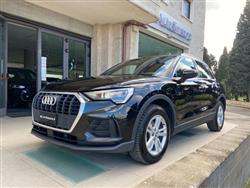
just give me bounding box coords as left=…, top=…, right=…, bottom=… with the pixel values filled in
left=150, top=11, right=192, bottom=44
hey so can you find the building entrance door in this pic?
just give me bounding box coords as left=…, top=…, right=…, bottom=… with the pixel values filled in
left=7, top=23, right=37, bottom=115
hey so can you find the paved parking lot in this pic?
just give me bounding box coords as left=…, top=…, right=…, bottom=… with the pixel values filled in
left=1, top=107, right=246, bottom=187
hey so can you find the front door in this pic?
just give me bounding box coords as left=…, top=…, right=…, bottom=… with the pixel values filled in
left=173, top=57, right=200, bottom=125
left=0, top=21, right=6, bottom=116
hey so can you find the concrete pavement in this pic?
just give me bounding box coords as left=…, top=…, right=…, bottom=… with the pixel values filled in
left=1, top=106, right=248, bottom=187
left=226, top=105, right=250, bottom=118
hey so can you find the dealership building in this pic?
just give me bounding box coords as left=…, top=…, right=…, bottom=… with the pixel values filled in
left=0, top=0, right=206, bottom=117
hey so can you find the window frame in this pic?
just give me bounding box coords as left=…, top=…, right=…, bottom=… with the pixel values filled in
left=182, top=0, right=192, bottom=20
left=194, top=60, right=215, bottom=80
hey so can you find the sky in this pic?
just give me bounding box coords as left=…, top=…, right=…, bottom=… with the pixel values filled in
left=204, top=0, right=246, bottom=60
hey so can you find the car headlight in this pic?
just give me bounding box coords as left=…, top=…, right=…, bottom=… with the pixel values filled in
left=84, top=88, right=134, bottom=104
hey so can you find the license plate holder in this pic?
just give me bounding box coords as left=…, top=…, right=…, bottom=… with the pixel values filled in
left=38, top=111, right=57, bottom=126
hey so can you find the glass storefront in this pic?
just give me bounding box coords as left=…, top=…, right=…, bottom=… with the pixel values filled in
left=139, top=32, right=183, bottom=57
left=42, top=32, right=64, bottom=82
left=41, top=32, right=89, bottom=83
left=68, top=39, right=87, bottom=79
left=0, top=18, right=91, bottom=116
left=7, top=23, right=37, bottom=110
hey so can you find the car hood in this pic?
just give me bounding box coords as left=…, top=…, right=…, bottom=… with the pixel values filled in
left=43, top=75, right=164, bottom=92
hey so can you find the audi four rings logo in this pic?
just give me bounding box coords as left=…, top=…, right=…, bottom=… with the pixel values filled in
left=42, top=95, right=57, bottom=105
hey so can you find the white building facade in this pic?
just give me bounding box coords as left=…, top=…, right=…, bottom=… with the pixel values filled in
left=0, top=0, right=206, bottom=116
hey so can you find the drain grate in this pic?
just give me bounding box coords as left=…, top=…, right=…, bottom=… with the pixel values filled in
left=24, top=145, right=107, bottom=183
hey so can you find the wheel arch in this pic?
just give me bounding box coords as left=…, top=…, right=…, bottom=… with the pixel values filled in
left=132, top=94, right=176, bottom=139
left=217, top=94, right=226, bottom=110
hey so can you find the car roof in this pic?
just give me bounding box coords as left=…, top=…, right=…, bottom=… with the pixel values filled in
left=136, top=54, right=204, bottom=64
left=135, top=54, right=178, bottom=61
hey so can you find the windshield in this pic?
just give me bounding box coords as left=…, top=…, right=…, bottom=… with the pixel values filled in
left=102, top=56, right=176, bottom=77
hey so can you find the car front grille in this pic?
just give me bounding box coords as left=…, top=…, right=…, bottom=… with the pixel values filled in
left=33, top=92, right=80, bottom=116
left=32, top=92, right=82, bottom=131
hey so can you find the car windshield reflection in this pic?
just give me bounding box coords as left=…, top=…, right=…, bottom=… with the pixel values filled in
left=102, top=56, right=176, bottom=77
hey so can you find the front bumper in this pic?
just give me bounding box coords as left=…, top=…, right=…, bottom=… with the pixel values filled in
left=31, top=129, right=134, bottom=153
left=31, top=91, right=138, bottom=153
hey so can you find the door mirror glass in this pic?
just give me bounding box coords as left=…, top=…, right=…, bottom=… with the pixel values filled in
left=181, top=69, right=198, bottom=80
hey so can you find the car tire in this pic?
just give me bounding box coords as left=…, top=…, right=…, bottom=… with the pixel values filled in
left=207, top=101, right=225, bottom=132
left=129, top=104, right=171, bottom=164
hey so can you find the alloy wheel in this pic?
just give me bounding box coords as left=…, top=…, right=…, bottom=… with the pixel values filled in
left=145, top=114, right=167, bottom=156
left=217, top=105, right=224, bottom=127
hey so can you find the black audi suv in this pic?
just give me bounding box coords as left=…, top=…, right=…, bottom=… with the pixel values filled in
left=31, top=54, right=226, bottom=164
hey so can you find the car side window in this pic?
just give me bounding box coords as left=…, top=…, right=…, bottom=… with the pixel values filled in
left=195, top=61, right=212, bottom=79
left=174, top=58, right=196, bottom=77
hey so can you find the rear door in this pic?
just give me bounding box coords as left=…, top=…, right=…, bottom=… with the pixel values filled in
left=193, top=60, right=217, bottom=117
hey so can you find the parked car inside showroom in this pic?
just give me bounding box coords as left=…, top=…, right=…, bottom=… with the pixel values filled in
left=31, top=54, right=226, bottom=164
left=8, top=67, right=61, bottom=108
left=8, top=67, right=37, bottom=108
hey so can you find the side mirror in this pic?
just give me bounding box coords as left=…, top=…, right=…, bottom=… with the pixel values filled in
left=182, top=69, right=198, bottom=80
left=173, top=69, right=198, bottom=83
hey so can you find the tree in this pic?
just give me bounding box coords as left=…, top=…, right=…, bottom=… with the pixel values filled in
left=216, top=47, right=230, bottom=97
left=203, top=47, right=210, bottom=66
left=203, top=47, right=217, bottom=71
left=216, top=47, right=229, bottom=82
left=229, top=0, right=250, bottom=101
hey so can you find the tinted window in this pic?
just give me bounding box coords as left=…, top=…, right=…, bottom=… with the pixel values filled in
left=196, top=61, right=212, bottom=79
left=102, top=56, right=175, bottom=77
left=174, top=58, right=196, bottom=77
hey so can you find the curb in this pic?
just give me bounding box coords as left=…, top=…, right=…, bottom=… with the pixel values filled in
left=134, top=125, right=250, bottom=188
